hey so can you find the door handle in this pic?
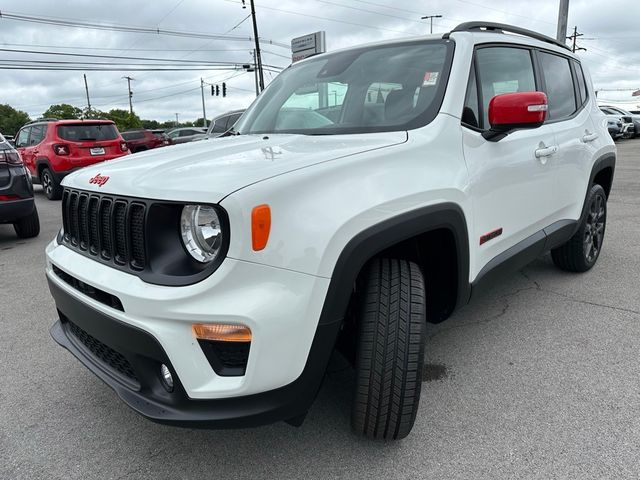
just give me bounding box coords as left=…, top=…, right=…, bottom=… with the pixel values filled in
left=581, top=133, right=598, bottom=143
left=534, top=146, right=558, bottom=158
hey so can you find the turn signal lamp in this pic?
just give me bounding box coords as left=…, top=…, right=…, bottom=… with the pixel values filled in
left=251, top=204, right=271, bottom=251
left=192, top=324, right=252, bottom=343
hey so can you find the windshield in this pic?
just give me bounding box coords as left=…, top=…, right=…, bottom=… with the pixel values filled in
left=57, top=123, right=119, bottom=141
left=236, top=40, right=453, bottom=136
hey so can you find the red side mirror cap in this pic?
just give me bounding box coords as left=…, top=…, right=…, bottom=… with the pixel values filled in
left=487, top=92, right=548, bottom=136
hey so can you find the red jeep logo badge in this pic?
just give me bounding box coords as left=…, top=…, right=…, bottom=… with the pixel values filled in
left=89, top=173, right=109, bottom=187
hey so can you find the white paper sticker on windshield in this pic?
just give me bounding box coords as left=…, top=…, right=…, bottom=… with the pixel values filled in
left=422, top=72, right=439, bottom=86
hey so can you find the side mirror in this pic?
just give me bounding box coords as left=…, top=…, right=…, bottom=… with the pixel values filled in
left=483, top=92, right=548, bottom=141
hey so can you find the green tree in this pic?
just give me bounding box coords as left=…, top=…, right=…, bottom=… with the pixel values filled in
left=141, top=119, right=160, bottom=129
left=42, top=103, right=83, bottom=120
left=0, top=104, right=31, bottom=136
left=194, top=117, right=208, bottom=128
left=103, top=109, right=142, bottom=131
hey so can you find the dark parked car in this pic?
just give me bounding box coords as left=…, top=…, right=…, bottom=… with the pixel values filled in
left=121, top=129, right=168, bottom=153
left=198, top=110, right=245, bottom=141
left=0, top=134, right=39, bottom=238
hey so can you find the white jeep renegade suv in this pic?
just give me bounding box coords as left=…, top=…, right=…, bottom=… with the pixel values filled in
left=46, top=22, right=615, bottom=440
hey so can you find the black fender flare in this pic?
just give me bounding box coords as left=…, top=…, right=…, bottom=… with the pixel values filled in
left=588, top=152, right=615, bottom=199
left=35, top=158, right=52, bottom=176
left=577, top=152, right=616, bottom=227
left=317, top=202, right=471, bottom=327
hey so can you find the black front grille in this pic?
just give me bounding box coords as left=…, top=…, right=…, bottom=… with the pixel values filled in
left=67, top=319, right=139, bottom=385
left=62, top=189, right=147, bottom=271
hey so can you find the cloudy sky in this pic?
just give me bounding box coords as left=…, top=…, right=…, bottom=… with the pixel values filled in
left=0, top=0, right=638, bottom=122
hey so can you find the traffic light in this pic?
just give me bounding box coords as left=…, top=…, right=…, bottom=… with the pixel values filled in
left=215, top=85, right=220, bottom=96
left=211, top=85, right=214, bottom=96
left=222, top=82, right=227, bottom=97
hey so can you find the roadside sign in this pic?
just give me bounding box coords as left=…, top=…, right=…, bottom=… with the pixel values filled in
left=291, top=31, right=326, bottom=63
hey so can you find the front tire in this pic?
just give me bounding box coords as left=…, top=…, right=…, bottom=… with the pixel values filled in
left=40, top=167, right=62, bottom=200
left=13, top=206, right=40, bottom=238
left=351, top=258, right=426, bottom=440
left=551, top=184, right=607, bottom=272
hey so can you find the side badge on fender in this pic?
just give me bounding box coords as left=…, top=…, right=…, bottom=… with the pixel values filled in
left=480, top=228, right=503, bottom=245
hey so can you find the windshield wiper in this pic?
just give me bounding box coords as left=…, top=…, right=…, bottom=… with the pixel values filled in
left=79, top=137, right=97, bottom=141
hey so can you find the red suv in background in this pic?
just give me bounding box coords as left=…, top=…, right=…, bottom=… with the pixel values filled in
left=121, top=129, right=169, bottom=153
left=15, top=119, right=129, bottom=200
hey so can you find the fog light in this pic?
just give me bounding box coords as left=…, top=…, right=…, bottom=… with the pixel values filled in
left=160, top=364, right=174, bottom=392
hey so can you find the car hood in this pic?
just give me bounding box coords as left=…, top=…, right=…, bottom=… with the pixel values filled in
left=62, top=132, right=407, bottom=202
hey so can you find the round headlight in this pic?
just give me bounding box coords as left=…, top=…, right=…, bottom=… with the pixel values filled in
left=180, top=205, right=223, bottom=263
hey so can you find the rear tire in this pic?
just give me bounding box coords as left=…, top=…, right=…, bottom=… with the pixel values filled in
left=13, top=206, right=40, bottom=238
left=551, top=184, right=607, bottom=272
left=41, top=167, right=62, bottom=200
left=351, top=258, right=426, bottom=440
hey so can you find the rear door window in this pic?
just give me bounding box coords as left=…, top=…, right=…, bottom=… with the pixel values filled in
left=573, top=60, right=588, bottom=105
left=57, top=123, right=118, bottom=141
left=538, top=51, right=577, bottom=120
left=475, top=47, right=537, bottom=129
left=29, top=124, right=47, bottom=145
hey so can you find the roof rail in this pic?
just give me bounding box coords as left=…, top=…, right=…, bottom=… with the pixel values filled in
left=27, top=118, right=59, bottom=124
left=447, top=22, right=571, bottom=51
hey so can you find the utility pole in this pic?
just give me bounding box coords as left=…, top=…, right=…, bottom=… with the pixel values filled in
left=243, top=0, right=264, bottom=92
left=252, top=50, right=259, bottom=97
left=175, top=113, right=179, bottom=126
left=567, top=26, right=586, bottom=53
left=556, top=0, right=569, bottom=43
left=421, top=14, right=442, bottom=34
left=200, top=78, right=207, bottom=128
left=83, top=74, right=92, bottom=117
left=122, top=76, right=135, bottom=115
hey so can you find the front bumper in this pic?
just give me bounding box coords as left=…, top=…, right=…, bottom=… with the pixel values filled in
left=49, top=277, right=341, bottom=427
left=46, top=240, right=340, bottom=427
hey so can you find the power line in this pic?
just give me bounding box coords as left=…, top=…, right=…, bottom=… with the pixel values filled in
left=314, top=0, right=428, bottom=26
left=0, top=11, right=290, bottom=48
left=0, top=47, right=269, bottom=65
left=449, top=0, right=556, bottom=26
left=0, top=43, right=253, bottom=52
left=221, top=0, right=424, bottom=36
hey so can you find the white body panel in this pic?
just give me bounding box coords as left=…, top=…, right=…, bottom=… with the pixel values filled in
left=61, top=132, right=406, bottom=202
left=46, top=29, right=616, bottom=400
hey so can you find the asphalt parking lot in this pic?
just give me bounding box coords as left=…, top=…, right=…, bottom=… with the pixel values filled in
left=1, top=140, right=639, bottom=479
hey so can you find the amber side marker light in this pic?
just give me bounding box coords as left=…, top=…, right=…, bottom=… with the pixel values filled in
left=251, top=204, right=271, bottom=251
left=192, top=324, right=252, bottom=343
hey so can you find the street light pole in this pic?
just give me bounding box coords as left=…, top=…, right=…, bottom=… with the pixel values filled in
left=175, top=113, right=179, bottom=127
left=421, top=14, right=442, bottom=34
